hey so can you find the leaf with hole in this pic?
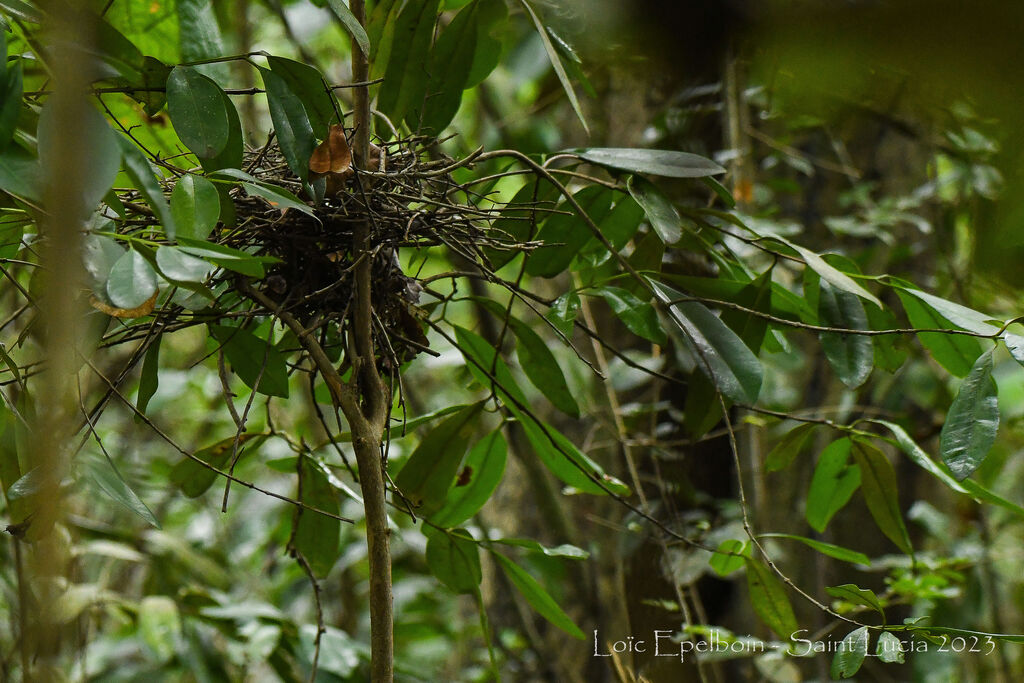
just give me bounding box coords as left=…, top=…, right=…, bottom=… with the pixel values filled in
left=939, top=348, right=998, bottom=481
left=430, top=430, right=507, bottom=528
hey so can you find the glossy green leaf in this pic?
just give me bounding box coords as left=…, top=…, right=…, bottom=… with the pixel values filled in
left=325, top=0, right=371, bottom=56
left=176, top=0, right=227, bottom=80
left=170, top=174, right=220, bottom=241
left=167, top=66, right=229, bottom=159
left=411, top=0, right=479, bottom=134
left=527, top=185, right=613, bottom=278
left=826, top=583, right=884, bottom=617
left=176, top=238, right=271, bottom=278
left=876, top=631, right=905, bottom=664
left=759, top=534, right=870, bottom=566
left=454, top=324, right=529, bottom=407
left=547, top=291, right=580, bottom=336
left=198, top=90, right=244, bottom=173
left=627, top=175, right=682, bottom=244
left=430, top=430, right=507, bottom=527
left=806, top=438, right=860, bottom=533
left=209, top=324, right=290, bottom=398
left=851, top=439, right=913, bottom=554
left=653, top=282, right=763, bottom=404
left=939, top=347, right=998, bottom=480
left=865, top=304, right=909, bottom=373
left=897, top=290, right=982, bottom=377
left=0, top=59, right=21, bottom=152
left=872, top=419, right=969, bottom=494
left=376, top=0, right=441, bottom=124
left=744, top=558, right=799, bottom=641
left=426, top=529, right=482, bottom=594
left=507, top=313, right=579, bottom=417
left=830, top=627, right=869, bottom=679
left=597, top=286, right=666, bottom=344
left=960, top=479, right=1024, bottom=520
left=576, top=147, right=726, bottom=178
left=394, top=403, right=483, bottom=516
left=818, top=280, right=873, bottom=389
left=520, top=0, right=588, bottom=133
left=491, top=551, right=585, bottom=639
left=241, top=182, right=316, bottom=219
left=709, top=539, right=749, bottom=576
left=156, top=246, right=215, bottom=283
left=772, top=235, right=881, bottom=308
left=137, top=336, right=161, bottom=417
left=106, top=249, right=158, bottom=310
left=84, top=455, right=160, bottom=528
left=117, top=137, right=177, bottom=239
left=293, top=455, right=340, bottom=578
left=259, top=67, right=316, bottom=182
left=765, top=423, right=817, bottom=472
left=267, top=56, right=339, bottom=137
left=82, top=232, right=125, bottom=294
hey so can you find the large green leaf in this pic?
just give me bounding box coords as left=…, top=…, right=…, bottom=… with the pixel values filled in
left=806, top=438, right=860, bottom=533
left=896, top=289, right=983, bottom=377
left=627, top=175, right=682, bottom=244
left=465, top=0, right=507, bottom=87
left=527, top=185, right=613, bottom=278
left=653, top=282, right=763, bottom=405
left=394, top=403, right=483, bottom=516
left=851, top=439, right=913, bottom=554
left=818, top=280, right=873, bottom=389
left=597, top=286, right=666, bottom=345
left=939, top=348, right=999, bottom=480
left=520, top=0, right=588, bottom=134
left=106, top=249, right=158, bottom=310
left=491, top=551, right=585, bottom=639
left=176, top=0, right=227, bottom=81
left=771, top=235, right=881, bottom=308
left=155, top=246, right=215, bottom=284
left=745, top=558, right=799, bottom=641
left=709, top=539, right=749, bottom=576
left=830, top=627, right=869, bottom=679
left=170, top=174, right=220, bottom=241
left=576, top=147, right=726, bottom=178
left=167, top=66, right=229, bottom=159
left=209, top=324, right=290, bottom=398
left=430, top=430, right=507, bottom=528
left=425, top=528, right=482, bottom=594
left=267, top=56, right=339, bottom=138
left=293, top=455, right=340, bottom=578
left=411, top=0, right=479, bottom=134
left=325, top=0, right=371, bottom=56
left=198, top=89, right=244, bottom=173
left=376, top=0, right=441, bottom=125
left=454, top=324, right=529, bottom=406
left=259, top=67, right=316, bottom=182
left=876, top=631, right=905, bottom=664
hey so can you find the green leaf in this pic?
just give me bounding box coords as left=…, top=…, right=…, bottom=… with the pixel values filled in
left=830, top=627, right=869, bottom=679
left=527, top=185, right=613, bottom=278
left=0, top=0, right=41, bottom=22
left=426, top=529, right=482, bottom=594
left=454, top=324, right=529, bottom=406
left=137, top=337, right=161, bottom=416
left=410, top=0, right=478, bottom=134
left=170, top=434, right=266, bottom=498
left=771, top=235, right=881, bottom=308
left=430, top=430, right=507, bottom=527
left=394, top=403, right=483, bottom=516
left=876, top=631, right=905, bottom=664
left=939, top=347, right=998, bottom=480
left=826, top=583, right=884, bottom=617
left=465, top=0, right=506, bottom=87
left=597, top=286, right=666, bottom=344
left=492, top=538, right=589, bottom=559
left=0, top=59, right=21, bottom=153
left=485, top=177, right=560, bottom=269
left=293, top=455, right=340, bottom=578
left=167, top=66, right=229, bottom=159
left=806, top=438, right=860, bottom=533
left=547, top=291, right=580, bottom=336
left=872, top=419, right=969, bottom=494
left=960, top=479, right=1024, bottom=520
left=325, top=0, right=371, bottom=56
left=209, top=324, right=290, bottom=398
left=117, top=137, right=177, bottom=239
left=198, top=90, right=244, bottom=173
left=576, top=147, right=726, bottom=178
left=170, top=174, right=220, bottom=241
left=156, top=246, right=215, bottom=283
left=653, top=282, right=763, bottom=404
left=896, top=290, right=983, bottom=377
left=818, top=281, right=873, bottom=389
left=508, top=314, right=579, bottom=417
left=241, top=182, right=316, bottom=219
left=765, top=423, right=817, bottom=472
left=376, top=0, right=441, bottom=125
left=176, top=237, right=271, bottom=278
left=627, top=175, right=682, bottom=244
left=760, top=534, right=870, bottom=566
left=851, top=439, right=913, bottom=554
left=106, top=249, right=158, bottom=310
left=176, top=0, right=227, bottom=80
left=267, top=56, right=339, bottom=138
left=84, top=455, right=160, bottom=528
left=491, top=551, right=585, bottom=639
left=259, top=67, right=316, bottom=182
left=367, top=0, right=401, bottom=80
left=744, top=558, right=799, bottom=640
left=519, top=0, right=588, bottom=133
left=0, top=149, right=41, bottom=202
left=38, top=101, right=120, bottom=216
left=709, top=539, right=749, bottom=576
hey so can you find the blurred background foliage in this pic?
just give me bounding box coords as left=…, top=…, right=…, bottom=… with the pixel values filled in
left=3, top=0, right=1024, bottom=681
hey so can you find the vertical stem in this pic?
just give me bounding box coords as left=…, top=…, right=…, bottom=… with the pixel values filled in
left=348, top=3, right=393, bottom=680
